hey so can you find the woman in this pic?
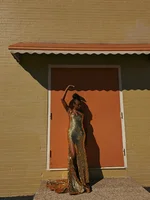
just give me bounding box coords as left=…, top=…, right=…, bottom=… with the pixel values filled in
left=47, top=85, right=91, bottom=195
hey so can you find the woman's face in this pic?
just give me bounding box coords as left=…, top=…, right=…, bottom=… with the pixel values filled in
left=73, top=99, right=81, bottom=110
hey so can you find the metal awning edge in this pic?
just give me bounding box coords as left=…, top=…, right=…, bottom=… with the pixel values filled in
left=9, top=49, right=150, bottom=55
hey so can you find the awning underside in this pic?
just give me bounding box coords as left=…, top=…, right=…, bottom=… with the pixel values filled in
left=8, top=42, right=150, bottom=55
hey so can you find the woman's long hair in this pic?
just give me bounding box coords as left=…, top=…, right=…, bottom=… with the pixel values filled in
left=72, top=93, right=86, bottom=103
left=69, top=93, right=86, bottom=110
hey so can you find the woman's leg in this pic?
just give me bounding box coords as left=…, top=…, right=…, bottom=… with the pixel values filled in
left=68, top=141, right=84, bottom=194
left=69, top=141, right=76, bottom=160
left=69, top=141, right=79, bottom=173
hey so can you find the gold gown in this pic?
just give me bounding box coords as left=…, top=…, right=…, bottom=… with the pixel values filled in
left=68, top=111, right=89, bottom=194
left=47, top=111, right=90, bottom=194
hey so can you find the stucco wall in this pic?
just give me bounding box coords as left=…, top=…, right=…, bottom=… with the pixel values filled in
left=1, top=0, right=150, bottom=197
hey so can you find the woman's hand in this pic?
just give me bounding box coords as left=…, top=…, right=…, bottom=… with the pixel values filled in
left=66, top=85, right=75, bottom=91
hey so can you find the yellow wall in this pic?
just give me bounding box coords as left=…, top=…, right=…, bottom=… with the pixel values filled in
left=121, top=57, right=150, bottom=186
left=1, top=0, right=150, bottom=197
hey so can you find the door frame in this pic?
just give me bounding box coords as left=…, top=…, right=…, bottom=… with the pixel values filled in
left=47, top=65, right=127, bottom=170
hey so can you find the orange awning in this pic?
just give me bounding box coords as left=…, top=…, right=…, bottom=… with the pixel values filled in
left=8, top=42, right=150, bottom=55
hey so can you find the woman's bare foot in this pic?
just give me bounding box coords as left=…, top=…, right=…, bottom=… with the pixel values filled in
left=84, top=183, right=92, bottom=193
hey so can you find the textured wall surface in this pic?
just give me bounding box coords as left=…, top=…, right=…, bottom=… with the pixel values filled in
left=0, top=0, right=150, bottom=196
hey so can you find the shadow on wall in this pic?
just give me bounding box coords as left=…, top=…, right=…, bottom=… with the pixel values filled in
left=19, top=53, right=150, bottom=91
left=82, top=102, right=104, bottom=184
left=0, top=196, right=34, bottom=200
left=143, top=187, right=150, bottom=193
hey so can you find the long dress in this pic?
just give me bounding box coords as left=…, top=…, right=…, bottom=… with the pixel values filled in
left=47, top=110, right=90, bottom=194
left=68, top=111, right=89, bottom=194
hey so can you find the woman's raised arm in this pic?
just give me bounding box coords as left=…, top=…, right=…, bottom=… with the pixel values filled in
left=61, top=85, right=75, bottom=112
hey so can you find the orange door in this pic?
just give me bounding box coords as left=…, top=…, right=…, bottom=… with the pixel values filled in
left=50, top=68, right=124, bottom=168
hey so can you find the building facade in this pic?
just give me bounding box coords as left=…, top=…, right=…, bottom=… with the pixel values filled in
left=0, top=0, right=150, bottom=197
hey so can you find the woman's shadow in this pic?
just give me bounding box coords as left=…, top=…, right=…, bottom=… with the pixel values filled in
left=69, top=94, right=104, bottom=186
